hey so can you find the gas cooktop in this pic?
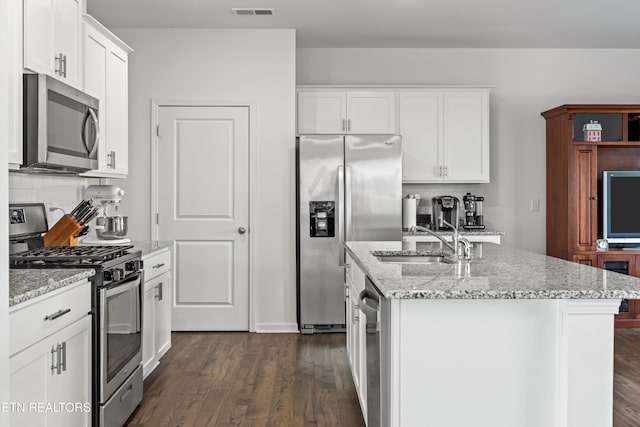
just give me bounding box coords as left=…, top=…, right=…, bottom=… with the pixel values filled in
left=10, top=245, right=135, bottom=265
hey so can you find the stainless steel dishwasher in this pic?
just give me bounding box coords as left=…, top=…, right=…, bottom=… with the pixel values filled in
left=359, top=277, right=390, bottom=427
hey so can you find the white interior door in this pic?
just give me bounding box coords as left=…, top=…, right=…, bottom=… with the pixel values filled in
left=157, top=106, right=249, bottom=331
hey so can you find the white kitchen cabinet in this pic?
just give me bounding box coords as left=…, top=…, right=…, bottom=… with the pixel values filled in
left=345, top=253, right=367, bottom=420
left=7, top=0, right=22, bottom=167
left=9, top=280, right=92, bottom=426
left=142, top=248, right=172, bottom=378
left=23, top=0, right=82, bottom=89
left=400, top=89, right=490, bottom=183
left=297, top=89, right=396, bottom=134
left=82, top=15, right=132, bottom=177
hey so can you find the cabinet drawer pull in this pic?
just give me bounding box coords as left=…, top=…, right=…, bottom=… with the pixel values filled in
left=44, top=308, right=71, bottom=321
left=153, top=263, right=165, bottom=269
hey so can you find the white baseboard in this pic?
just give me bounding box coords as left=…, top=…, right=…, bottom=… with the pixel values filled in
left=254, top=323, right=299, bottom=333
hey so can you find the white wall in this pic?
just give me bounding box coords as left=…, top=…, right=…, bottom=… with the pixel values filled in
left=112, top=28, right=297, bottom=332
left=9, top=174, right=100, bottom=224
left=297, top=48, right=640, bottom=253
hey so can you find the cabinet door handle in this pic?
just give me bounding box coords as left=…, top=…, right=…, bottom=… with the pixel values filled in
left=353, top=303, right=359, bottom=323
left=444, top=165, right=449, bottom=177
left=153, top=263, right=165, bottom=269
left=54, top=54, right=61, bottom=75
left=347, top=118, right=351, bottom=132
left=155, top=282, right=163, bottom=301
left=62, top=54, right=67, bottom=78
left=60, top=342, right=67, bottom=372
left=45, top=308, right=71, bottom=321
left=108, top=150, right=116, bottom=168
left=56, top=343, right=62, bottom=375
left=51, top=345, right=58, bottom=375
left=439, top=165, right=443, bottom=177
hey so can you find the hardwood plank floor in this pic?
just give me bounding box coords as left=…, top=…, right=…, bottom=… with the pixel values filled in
left=127, top=329, right=640, bottom=426
left=126, top=332, right=365, bottom=427
left=614, top=328, right=640, bottom=427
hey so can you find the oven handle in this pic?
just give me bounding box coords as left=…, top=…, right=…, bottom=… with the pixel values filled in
left=105, top=274, right=142, bottom=298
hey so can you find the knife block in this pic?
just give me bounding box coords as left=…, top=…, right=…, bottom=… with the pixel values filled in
left=44, top=214, right=84, bottom=247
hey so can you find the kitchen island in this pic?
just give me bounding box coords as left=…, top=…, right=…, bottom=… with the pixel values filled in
left=344, top=241, right=640, bottom=427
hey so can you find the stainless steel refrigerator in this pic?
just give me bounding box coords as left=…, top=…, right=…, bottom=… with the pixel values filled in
left=297, top=134, right=402, bottom=334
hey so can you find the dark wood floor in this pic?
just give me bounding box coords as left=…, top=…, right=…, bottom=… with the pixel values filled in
left=127, top=329, right=640, bottom=427
left=126, top=332, right=365, bottom=427
left=614, top=328, right=640, bottom=426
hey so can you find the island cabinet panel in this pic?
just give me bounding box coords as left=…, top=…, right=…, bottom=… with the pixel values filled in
left=385, top=298, right=620, bottom=427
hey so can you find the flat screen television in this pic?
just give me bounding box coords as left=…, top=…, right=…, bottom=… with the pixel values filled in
left=603, top=171, right=640, bottom=244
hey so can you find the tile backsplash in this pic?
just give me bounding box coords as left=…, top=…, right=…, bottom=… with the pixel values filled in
left=9, top=173, right=101, bottom=225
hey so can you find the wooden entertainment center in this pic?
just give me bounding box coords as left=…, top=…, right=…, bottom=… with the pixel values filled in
left=543, top=105, right=640, bottom=328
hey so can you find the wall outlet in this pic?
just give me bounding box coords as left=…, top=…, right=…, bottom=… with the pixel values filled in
left=530, top=198, right=540, bottom=212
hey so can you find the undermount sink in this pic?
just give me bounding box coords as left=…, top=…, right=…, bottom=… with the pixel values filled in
left=376, top=255, right=448, bottom=264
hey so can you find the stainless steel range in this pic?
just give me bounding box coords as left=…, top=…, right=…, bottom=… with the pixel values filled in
left=9, top=203, right=144, bottom=427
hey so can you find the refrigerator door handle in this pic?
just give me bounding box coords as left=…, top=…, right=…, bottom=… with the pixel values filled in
left=345, top=165, right=352, bottom=241
left=337, top=165, right=345, bottom=266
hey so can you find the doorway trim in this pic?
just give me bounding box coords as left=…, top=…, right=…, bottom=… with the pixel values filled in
left=150, top=99, right=258, bottom=332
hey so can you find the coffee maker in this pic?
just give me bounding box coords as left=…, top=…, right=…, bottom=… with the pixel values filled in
left=431, top=196, right=460, bottom=230
left=462, top=192, right=485, bottom=230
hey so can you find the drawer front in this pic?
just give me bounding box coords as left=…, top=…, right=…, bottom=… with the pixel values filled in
left=10, top=280, right=91, bottom=356
left=143, top=248, right=171, bottom=281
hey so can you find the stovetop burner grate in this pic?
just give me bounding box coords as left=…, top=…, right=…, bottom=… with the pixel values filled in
left=10, top=245, right=134, bottom=263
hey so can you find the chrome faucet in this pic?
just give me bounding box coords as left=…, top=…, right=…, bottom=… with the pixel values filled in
left=410, top=220, right=472, bottom=260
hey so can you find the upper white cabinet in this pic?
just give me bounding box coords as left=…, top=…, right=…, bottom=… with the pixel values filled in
left=24, top=0, right=82, bottom=89
left=297, top=89, right=397, bottom=134
left=400, top=89, right=490, bottom=183
left=82, top=15, right=132, bottom=177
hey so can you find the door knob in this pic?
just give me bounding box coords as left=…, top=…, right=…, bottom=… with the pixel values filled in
left=238, top=227, right=246, bottom=234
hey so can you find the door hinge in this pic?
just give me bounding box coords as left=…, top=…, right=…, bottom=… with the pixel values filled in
left=156, top=125, right=160, bottom=137
left=156, top=213, right=160, bottom=224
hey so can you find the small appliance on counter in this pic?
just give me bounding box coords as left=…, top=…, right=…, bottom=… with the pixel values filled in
left=462, top=192, right=485, bottom=230
left=431, top=196, right=459, bottom=230
left=79, top=184, right=130, bottom=245
left=402, top=194, right=420, bottom=230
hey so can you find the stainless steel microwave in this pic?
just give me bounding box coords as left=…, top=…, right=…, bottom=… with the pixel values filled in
left=23, top=74, right=99, bottom=173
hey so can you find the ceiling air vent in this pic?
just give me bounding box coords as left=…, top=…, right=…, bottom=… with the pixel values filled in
left=232, top=8, right=275, bottom=16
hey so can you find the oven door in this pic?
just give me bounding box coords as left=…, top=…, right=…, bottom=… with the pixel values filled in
left=99, top=272, right=142, bottom=402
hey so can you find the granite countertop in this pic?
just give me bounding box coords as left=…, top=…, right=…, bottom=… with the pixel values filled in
left=345, top=241, right=640, bottom=300
left=130, top=240, right=174, bottom=257
left=9, top=269, right=95, bottom=307
left=403, top=230, right=505, bottom=236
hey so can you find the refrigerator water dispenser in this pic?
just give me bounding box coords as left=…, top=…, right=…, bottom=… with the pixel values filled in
left=309, top=201, right=335, bottom=237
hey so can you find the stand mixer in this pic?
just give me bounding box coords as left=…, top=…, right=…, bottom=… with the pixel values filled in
left=79, top=184, right=130, bottom=245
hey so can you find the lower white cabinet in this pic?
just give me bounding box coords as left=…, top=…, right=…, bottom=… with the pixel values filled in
left=345, top=253, right=367, bottom=421
left=142, top=248, right=172, bottom=378
left=9, top=280, right=92, bottom=427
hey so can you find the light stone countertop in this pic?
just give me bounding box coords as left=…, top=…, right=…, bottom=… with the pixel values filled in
left=9, top=269, right=95, bottom=307
left=403, top=230, right=505, bottom=236
left=345, top=241, right=640, bottom=300
left=130, top=240, right=174, bottom=257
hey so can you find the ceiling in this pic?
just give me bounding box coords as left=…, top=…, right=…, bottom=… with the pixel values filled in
left=87, top=0, right=640, bottom=49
